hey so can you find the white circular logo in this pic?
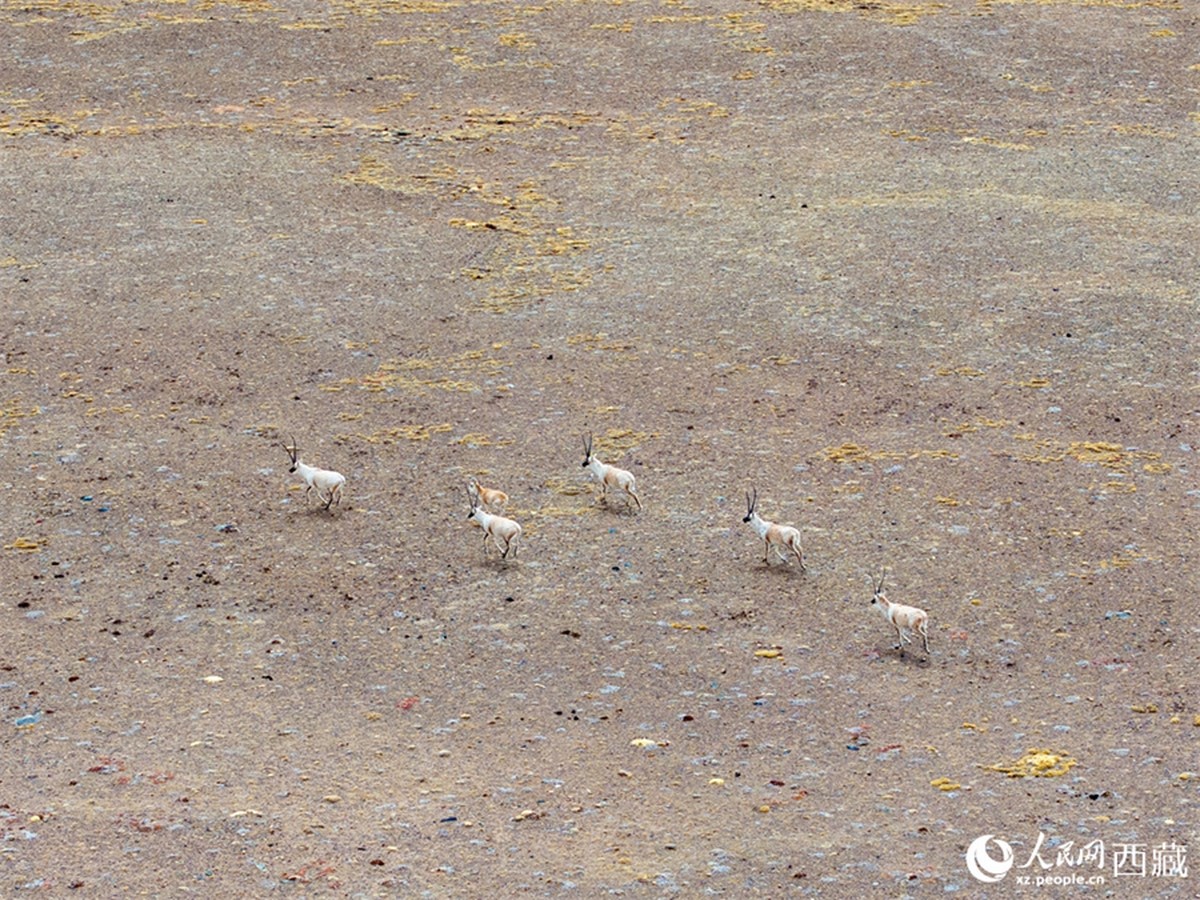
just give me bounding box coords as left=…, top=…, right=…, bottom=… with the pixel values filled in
left=966, top=834, right=1014, bottom=883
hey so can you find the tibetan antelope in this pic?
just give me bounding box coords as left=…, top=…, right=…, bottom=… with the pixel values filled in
left=468, top=477, right=508, bottom=512
left=282, top=438, right=345, bottom=510
left=743, top=488, right=806, bottom=570
left=581, top=433, right=642, bottom=510
left=467, top=484, right=522, bottom=559
left=869, top=569, right=930, bottom=654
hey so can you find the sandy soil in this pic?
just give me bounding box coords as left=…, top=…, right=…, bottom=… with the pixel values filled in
left=1, top=0, right=1197, bottom=895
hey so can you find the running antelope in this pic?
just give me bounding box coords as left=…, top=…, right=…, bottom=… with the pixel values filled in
left=581, top=433, right=642, bottom=510
left=283, top=438, right=345, bottom=510
left=467, top=484, right=522, bottom=559
left=743, top=488, right=806, bottom=570
left=869, top=569, right=930, bottom=654
left=468, top=478, right=508, bottom=512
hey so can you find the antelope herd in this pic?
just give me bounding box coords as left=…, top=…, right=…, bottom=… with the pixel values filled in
left=282, top=432, right=932, bottom=657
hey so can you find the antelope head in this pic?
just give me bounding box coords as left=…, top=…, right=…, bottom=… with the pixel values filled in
left=870, top=569, right=889, bottom=606
left=282, top=437, right=300, bottom=473
left=743, top=488, right=758, bottom=524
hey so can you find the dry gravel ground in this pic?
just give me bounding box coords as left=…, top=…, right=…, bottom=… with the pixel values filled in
left=1, top=0, right=1197, bottom=896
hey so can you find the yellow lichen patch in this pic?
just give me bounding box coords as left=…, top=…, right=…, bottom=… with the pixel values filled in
left=946, top=416, right=1008, bottom=437
left=0, top=111, right=85, bottom=137
left=984, top=748, right=1077, bottom=778
left=659, top=97, right=730, bottom=119
left=914, top=448, right=959, bottom=460
left=345, top=351, right=505, bottom=394
left=549, top=269, right=593, bottom=292
left=0, top=255, right=38, bottom=269
left=454, top=433, right=513, bottom=448
left=5, top=537, right=46, bottom=551
left=435, top=171, right=599, bottom=315
left=1111, top=123, right=1175, bottom=139
left=567, top=332, right=607, bottom=346
left=930, top=777, right=962, bottom=791
left=538, top=227, right=590, bottom=256
left=821, top=443, right=906, bottom=463
left=1014, top=439, right=1161, bottom=474
left=754, top=648, right=783, bottom=659
left=756, top=0, right=945, bottom=26
left=1130, top=704, right=1158, bottom=714
left=1018, top=376, right=1051, bottom=388
left=0, top=398, right=39, bottom=437
left=535, top=504, right=593, bottom=518
left=714, top=12, right=767, bottom=37
left=544, top=477, right=590, bottom=497
left=935, top=496, right=960, bottom=507
left=1098, top=549, right=1150, bottom=569
left=647, top=14, right=714, bottom=25
left=822, top=443, right=872, bottom=463
left=961, top=135, right=1035, bottom=151
left=1068, top=441, right=1125, bottom=466
left=340, top=156, right=446, bottom=196
left=498, top=32, right=535, bottom=49
left=478, top=285, right=539, bottom=313
left=669, top=621, right=709, bottom=632
left=449, top=215, right=532, bottom=236
left=594, top=428, right=651, bottom=455
left=338, top=424, right=452, bottom=444
left=935, top=365, right=985, bottom=377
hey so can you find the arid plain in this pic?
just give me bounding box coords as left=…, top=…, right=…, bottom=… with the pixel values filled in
left=1, top=0, right=1197, bottom=895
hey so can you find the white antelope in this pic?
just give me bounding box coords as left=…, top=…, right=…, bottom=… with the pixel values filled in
left=581, top=433, right=642, bottom=510
left=467, top=484, right=522, bottom=559
left=282, top=438, right=346, bottom=510
left=869, top=569, right=930, bottom=654
left=468, top=477, right=508, bottom=512
left=743, top=488, right=806, bottom=570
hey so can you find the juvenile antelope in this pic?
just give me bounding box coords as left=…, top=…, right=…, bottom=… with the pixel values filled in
left=468, top=477, right=508, bottom=512
left=581, top=433, right=642, bottom=510
left=743, top=488, right=806, bottom=570
left=467, top=484, right=522, bottom=559
left=869, top=569, right=930, bottom=654
left=283, top=438, right=346, bottom=510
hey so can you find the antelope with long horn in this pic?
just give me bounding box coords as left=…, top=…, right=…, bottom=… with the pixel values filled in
left=581, top=433, right=642, bottom=511
left=467, top=483, right=522, bottom=560
left=742, top=488, right=805, bottom=570
left=282, top=437, right=346, bottom=511
left=869, top=569, right=930, bottom=654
